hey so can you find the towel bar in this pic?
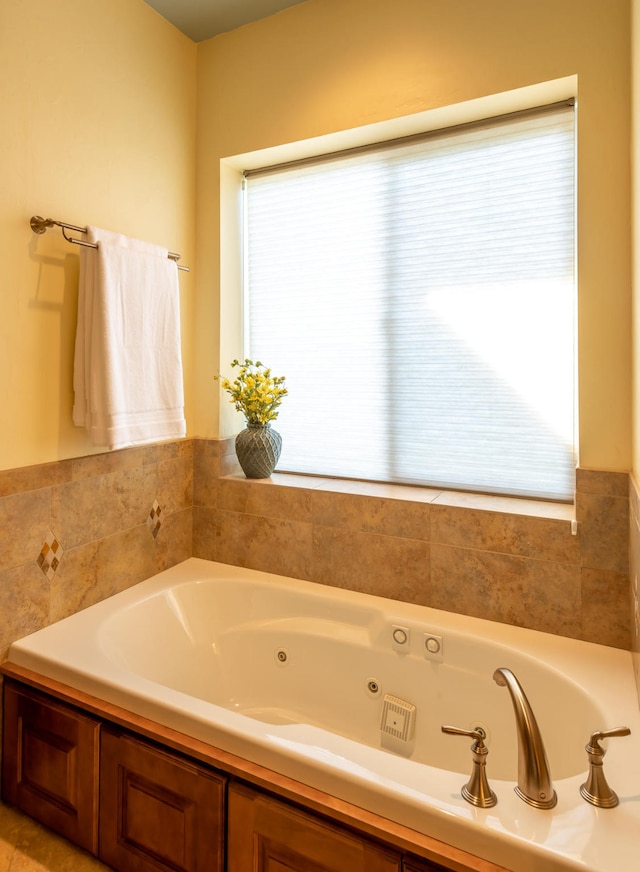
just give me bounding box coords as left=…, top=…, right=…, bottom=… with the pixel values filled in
left=30, top=216, right=190, bottom=271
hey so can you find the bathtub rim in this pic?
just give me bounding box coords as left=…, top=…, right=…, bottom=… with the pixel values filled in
left=3, top=557, right=640, bottom=872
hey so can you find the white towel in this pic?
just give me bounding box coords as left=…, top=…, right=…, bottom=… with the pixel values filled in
left=73, top=226, right=186, bottom=450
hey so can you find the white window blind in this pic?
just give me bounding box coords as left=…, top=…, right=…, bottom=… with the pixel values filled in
left=244, top=102, right=576, bottom=500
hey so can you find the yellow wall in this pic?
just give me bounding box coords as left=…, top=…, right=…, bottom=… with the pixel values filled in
left=0, top=0, right=196, bottom=471
left=634, top=0, right=640, bottom=476
left=196, top=0, right=633, bottom=473
left=1, top=0, right=633, bottom=477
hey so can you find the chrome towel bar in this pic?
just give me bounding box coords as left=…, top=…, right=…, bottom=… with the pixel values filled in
left=30, top=216, right=189, bottom=271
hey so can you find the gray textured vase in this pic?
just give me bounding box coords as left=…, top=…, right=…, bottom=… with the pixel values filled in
left=235, top=423, right=282, bottom=478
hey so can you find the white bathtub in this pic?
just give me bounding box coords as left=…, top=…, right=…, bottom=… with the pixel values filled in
left=6, top=558, right=640, bottom=871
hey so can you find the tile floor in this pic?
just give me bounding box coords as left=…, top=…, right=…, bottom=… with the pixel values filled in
left=0, top=802, right=110, bottom=871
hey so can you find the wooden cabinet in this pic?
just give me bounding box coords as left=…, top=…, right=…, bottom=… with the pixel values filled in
left=404, top=856, right=453, bottom=872
left=99, top=728, right=225, bottom=872
left=2, top=670, right=510, bottom=872
left=1, top=680, right=100, bottom=853
left=228, top=782, right=400, bottom=872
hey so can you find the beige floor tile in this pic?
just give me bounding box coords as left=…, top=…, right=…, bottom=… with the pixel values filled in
left=0, top=803, right=110, bottom=872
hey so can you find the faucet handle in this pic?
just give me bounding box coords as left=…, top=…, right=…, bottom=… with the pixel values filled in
left=587, top=726, right=631, bottom=752
left=442, top=725, right=486, bottom=743
left=442, top=724, right=497, bottom=808
left=580, top=726, right=631, bottom=808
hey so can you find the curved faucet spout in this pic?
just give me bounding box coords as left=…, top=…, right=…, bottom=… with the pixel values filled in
left=493, top=667, right=557, bottom=809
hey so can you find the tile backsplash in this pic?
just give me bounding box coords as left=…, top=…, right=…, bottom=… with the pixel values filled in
left=194, top=443, right=631, bottom=650
left=0, top=437, right=632, bottom=668
left=0, top=440, right=193, bottom=661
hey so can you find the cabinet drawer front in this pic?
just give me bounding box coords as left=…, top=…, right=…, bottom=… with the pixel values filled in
left=99, top=728, right=225, bottom=872
left=228, top=783, right=400, bottom=872
left=1, top=680, right=100, bottom=853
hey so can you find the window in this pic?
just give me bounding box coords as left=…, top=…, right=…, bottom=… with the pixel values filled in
left=243, top=102, right=576, bottom=501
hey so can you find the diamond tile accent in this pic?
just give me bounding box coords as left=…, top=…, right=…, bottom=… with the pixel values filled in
left=147, top=499, right=162, bottom=539
left=37, top=531, right=63, bottom=581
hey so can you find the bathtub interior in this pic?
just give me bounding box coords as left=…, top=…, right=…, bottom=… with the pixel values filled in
left=97, top=577, right=605, bottom=782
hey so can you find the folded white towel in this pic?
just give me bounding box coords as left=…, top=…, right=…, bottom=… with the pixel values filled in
left=73, top=226, right=186, bottom=450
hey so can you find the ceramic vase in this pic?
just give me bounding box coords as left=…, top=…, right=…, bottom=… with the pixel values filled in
left=235, top=423, right=282, bottom=478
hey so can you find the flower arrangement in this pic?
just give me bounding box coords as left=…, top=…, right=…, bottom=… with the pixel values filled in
left=215, top=358, right=287, bottom=426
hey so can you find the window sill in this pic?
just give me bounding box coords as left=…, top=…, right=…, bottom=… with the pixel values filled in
left=220, top=470, right=575, bottom=523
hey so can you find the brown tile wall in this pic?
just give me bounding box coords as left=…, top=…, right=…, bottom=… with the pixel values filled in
left=194, top=441, right=632, bottom=650
left=628, top=475, right=640, bottom=706
left=0, top=437, right=631, bottom=670
left=0, top=440, right=193, bottom=663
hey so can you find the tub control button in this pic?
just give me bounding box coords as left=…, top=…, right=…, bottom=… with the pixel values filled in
left=424, top=633, right=443, bottom=660
left=392, top=625, right=410, bottom=652
left=392, top=626, right=409, bottom=647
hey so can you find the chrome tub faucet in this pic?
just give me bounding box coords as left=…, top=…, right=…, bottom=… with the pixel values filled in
left=493, top=667, right=557, bottom=809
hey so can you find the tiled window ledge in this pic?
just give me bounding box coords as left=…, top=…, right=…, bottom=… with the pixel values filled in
left=221, top=471, right=576, bottom=523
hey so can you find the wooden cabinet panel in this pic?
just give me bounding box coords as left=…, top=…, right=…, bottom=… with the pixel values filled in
left=1, top=680, right=100, bottom=853
left=228, top=782, right=400, bottom=872
left=404, top=856, right=452, bottom=872
left=99, top=727, right=225, bottom=872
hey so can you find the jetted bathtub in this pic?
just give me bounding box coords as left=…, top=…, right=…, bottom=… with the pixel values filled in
left=5, top=558, right=640, bottom=871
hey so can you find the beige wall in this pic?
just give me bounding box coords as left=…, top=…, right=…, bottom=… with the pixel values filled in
left=0, top=0, right=197, bottom=472
left=632, top=1, right=640, bottom=478
left=196, top=0, right=632, bottom=473
left=1, top=0, right=632, bottom=476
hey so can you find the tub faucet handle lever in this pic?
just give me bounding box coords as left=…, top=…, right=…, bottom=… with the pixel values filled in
left=441, top=725, right=497, bottom=808
left=580, top=726, right=631, bottom=808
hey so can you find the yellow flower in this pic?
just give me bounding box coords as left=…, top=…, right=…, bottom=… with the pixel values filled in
left=214, top=358, right=288, bottom=426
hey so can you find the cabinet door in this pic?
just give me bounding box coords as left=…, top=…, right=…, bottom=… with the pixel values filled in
left=99, top=728, right=225, bottom=872
left=404, top=857, right=453, bottom=872
left=1, top=680, right=100, bottom=853
left=228, top=782, right=400, bottom=872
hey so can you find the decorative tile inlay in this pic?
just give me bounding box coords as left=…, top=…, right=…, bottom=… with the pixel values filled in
left=37, top=531, right=63, bottom=581
left=147, top=499, right=162, bottom=539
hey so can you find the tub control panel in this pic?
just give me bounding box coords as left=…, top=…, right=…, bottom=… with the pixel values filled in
left=390, top=624, right=444, bottom=661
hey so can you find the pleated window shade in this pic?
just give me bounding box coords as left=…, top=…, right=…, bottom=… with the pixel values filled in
left=244, top=102, right=576, bottom=500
